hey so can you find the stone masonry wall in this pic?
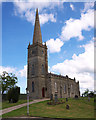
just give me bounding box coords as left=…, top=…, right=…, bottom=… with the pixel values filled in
left=46, top=73, right=80, bottom=98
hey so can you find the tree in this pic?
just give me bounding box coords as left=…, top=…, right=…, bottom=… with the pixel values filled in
left=7, top=86, right=20, bottom=103
left=0, top=71, right=18, bottom=95
left=82, top=89, right=89, bottom=97
left=88, top=91, right=94, bottom=98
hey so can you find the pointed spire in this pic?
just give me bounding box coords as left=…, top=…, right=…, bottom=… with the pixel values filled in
left=33, top=8, right=42, bottom=44
left=29, top=42, right=30, bottom=46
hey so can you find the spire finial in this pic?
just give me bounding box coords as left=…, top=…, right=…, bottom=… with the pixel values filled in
left=33, top=8, right=42, bottom=44
left=36, top=8, right=39, bottom=21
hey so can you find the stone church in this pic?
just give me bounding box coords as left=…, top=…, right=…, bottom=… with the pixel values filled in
left=27, top=9, right=80, bottom=99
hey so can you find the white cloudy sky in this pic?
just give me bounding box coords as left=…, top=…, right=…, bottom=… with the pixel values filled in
left=0, top=1, right=95, bottom=94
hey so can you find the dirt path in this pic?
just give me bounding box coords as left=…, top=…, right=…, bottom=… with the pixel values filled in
left=0, top=98, right=49, bottom=115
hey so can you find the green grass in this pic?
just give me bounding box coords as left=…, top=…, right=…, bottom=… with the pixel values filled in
left=2, top=99, right=32, bottom=109
left=2, top=97, right=95, bottom=119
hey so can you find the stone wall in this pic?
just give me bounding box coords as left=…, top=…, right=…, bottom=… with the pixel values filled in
left=27, top=43, right=48, bottom=99
left=46, top=73, right=80, bottom=99
left=27, top=9, right=80, bottom=100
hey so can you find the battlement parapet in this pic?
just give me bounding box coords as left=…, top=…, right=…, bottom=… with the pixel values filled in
left=47, top=73, right=76, bottom=82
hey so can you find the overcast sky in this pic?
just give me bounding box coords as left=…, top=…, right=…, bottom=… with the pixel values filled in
left=0, top=1, right=95, bottom=94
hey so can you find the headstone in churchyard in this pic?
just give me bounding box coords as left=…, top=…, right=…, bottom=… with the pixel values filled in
left=88, top=96, right=90, bottom=101
left=66, top=98, right=68, bottom=102
left=66, top=104, right=69, bottom=109
left=55, top=93, right=58, bottom=103
left=50, top=94, right=53, bottom=100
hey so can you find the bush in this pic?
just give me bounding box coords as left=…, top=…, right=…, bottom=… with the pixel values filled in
left=88, top=92, right=94, bottom=98
left=7, top=86, right=20, bottom=103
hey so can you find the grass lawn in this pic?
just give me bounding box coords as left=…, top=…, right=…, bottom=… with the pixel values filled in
left=2, top=97, right=95, bottom=119
left=2, top=99, right=32, bottom=109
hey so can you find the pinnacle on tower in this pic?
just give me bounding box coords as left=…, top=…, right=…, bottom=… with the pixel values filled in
left=33, top=8, right=42, bottom=44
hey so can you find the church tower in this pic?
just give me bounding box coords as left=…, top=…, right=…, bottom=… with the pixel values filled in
left=27, top=8, right=80, bottom=99
left=27, top=9, right=48, bottom=99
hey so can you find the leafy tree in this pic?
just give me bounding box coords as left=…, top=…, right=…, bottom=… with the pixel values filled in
left=7, top=86, right=20, bottom=103
left=82, top=89, right=89, bottom=97
left=88, top=91, right=94, bottom=98
left=0, top=71, right=18, bottom=95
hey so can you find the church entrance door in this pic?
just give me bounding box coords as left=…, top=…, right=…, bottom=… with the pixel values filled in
left=42, top=87, right=45, bottom=97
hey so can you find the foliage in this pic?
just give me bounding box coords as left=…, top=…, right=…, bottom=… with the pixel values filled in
left=82, top=88, right=89, bottom=97
left=7, top=86, right=20, bottom=103
left=0, top=71, right=18, bottom=94
left=88, top=91, right=94, bottom=98
left=82, top=89, right=95, bottom=98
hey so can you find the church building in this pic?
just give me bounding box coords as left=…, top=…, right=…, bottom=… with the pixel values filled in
left=27, top=9, right=80, bottom=99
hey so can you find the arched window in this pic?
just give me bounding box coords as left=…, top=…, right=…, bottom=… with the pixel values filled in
left=55, top=82, right=57, bottom=92
left=42, top=50, right=44, bottom=54
left=32, top=64, right=35, bottom=75
left=64, top=84, right=66, bottom=93
left=42, top=64, right=44, bottom=74
left=71, top=84, right=73, bottom=92
left=32, top=82, right=34, bottom=92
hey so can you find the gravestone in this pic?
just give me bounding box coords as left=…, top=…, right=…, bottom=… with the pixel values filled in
left=66, top=98, right=68, bottom=102
left=50, top=94, right=53, bottom=100
left=66, top=104, right=69, bottom=109
left=88, top=96, right=90, bottom=101
left=55, top=93, right=58, bottom=103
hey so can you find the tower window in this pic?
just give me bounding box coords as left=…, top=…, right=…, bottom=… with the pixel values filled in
left=71, top=84, right=73, bottom=92
left=42, top=64, right=44, bottom=74
left=32, top=51, right=34, bottom=54
left=32, top=64, right=35, bottom=75
left=32, top=82, right=34, bottom=92
left=42, top=50, right=44, bottom=54
left=64, top=84, right=66, bottom=93
left=55, top=82, right=57, bottom=92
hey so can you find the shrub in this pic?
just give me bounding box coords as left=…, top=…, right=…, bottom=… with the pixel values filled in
left=88, top=91, right=94, bottom=98
left=7, top=86, right=20, bottom=103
